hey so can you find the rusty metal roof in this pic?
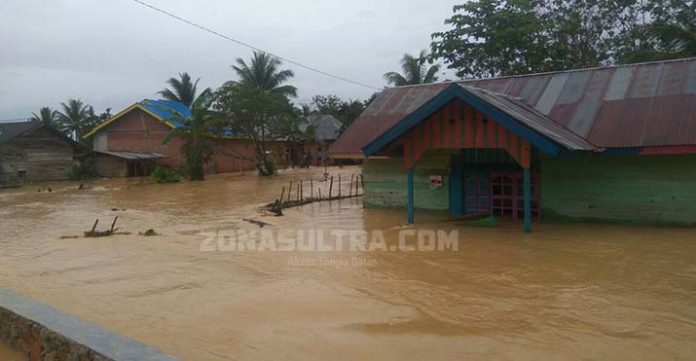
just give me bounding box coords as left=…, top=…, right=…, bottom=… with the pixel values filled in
left=331, top=57, right=696, bottom=156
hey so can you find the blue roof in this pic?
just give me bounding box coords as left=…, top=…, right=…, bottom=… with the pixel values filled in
left=139, top=99, right=191, bottom=128
left=138, top=99, right=243, bottom=137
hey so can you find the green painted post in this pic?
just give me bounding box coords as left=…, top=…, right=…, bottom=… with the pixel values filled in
left=523, top=167, right=532, bottom=233
left=407, top=167, right=414, bottom=224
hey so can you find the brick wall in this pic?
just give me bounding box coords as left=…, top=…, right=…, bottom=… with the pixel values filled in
left=96, top=109, right=260, bottom=173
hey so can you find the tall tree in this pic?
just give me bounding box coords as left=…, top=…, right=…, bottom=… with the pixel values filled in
left=30, top=107, right=60, bottom=128
left=215, top=83, right=300, bottom=176
left=430, top=0, right=652, bottom=78
left=58, top=99, right=92, bottom=142
left=384, top=50, right=441, bottom=86
left=621, top=0, right=696, bottom=62
left=230, top=51, right=297, bottom=97
left=158, top=72, right=210, bottom=108
left=163, top=89, right=219, bottom=180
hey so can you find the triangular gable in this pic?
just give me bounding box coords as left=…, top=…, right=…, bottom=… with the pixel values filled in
left=83, top=100, right=189, bottom=139
left=362, top=83, right=596, bottom=168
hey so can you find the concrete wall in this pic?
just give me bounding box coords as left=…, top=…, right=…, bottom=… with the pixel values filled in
left=0, top=286, right=179, bottom=361
left=541, top=154, right=696, bottom=225
left=363, top=150, right=450, bottom=210
left=0, top=128, right=73, bottom=185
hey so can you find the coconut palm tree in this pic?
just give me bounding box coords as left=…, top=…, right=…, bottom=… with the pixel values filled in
left=163, top=89, right=219, bottom=180
left=384, top=50, right=441, bottom=86
left=58, top=99, right=92, bottom=141
left=230, top=51, right=297, bottom=97
left=30, top=107, right=60, bottom=128
left=158, top=72, right=210, bottom=108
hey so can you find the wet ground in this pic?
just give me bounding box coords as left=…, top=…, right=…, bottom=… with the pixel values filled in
left=1, top=166, right=695, bottom=361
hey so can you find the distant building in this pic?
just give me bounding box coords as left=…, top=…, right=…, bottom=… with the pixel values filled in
left=0, top=120, right=77, bottom=186
left=331, top=57, right=696, bottom=230
left=83, top=99, right=286, bottom=177
left=298, top=114, right=343, bottom=166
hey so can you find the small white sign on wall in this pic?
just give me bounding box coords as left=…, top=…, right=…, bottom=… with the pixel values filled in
left=429, top=175, right=443, bottom=189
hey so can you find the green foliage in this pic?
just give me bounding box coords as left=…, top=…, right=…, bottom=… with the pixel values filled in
left=30, top=107, right=60, bottom=129
left=150, top=166, right=181, bottom=183
left=384, top=50, right=441, bottom=86
left=216, top=52, right=299, bottom=177
left=228, top=51, right=298, bottom=98
left=215, top=82, right=299, bottom=176
left=58, top=99, right=100, bottom=142
left=263, top=159, right=277, bottom=175
left=307, top=95, right=367, bottom=128
left=621, top=0, right=696, bottom=62
left=430, top=0, right=693, bottom=77
left=163, top=89, right=220, bottom=181
left=68, top=162, right=97, bottom=181
left=158, top=72, right=210, bottom=107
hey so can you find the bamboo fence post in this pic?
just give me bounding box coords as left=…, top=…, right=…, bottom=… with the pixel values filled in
left=280, top=186, right=286, bottom=205
left=338, top=175, right=341, bottom=198
left=349, top=175, right=354, bottom=197
left=300, top=180, right=303, bottom=201
left=329, top=176, right=334, bottom=200
left=288, top=181, right=293, bottom=203
left=355, top=175, right=360, bottom=196
left=310, top=179, right=314, bottom=199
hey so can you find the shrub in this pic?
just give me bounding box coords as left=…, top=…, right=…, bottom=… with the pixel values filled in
left=150, top=166, right=181, bottom=183
left=68, top=162, right=97, bottom=180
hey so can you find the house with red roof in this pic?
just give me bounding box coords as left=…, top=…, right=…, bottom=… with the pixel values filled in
left=331, top=57, right=696, bottom=231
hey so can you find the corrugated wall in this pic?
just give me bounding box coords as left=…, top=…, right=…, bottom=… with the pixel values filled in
left=541, top=155, right=696, bottom=225
left=363, top=150, right=451, bottom=210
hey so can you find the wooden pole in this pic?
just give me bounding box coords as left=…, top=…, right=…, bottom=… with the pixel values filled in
left=310, top=179, right=314, bottom=199
left=318, top=188, right=322, bottom=200
left=288, top=181, right=293, bottom=203
left=329, top=176, right=334, bottom=200
left=280, top=186, right=286, bottom=205
left=349, top=175, right=354, bottom=197
left=356, top=175, right=360, bottom=196
left=90, top=219, right=99, bottom=233
left=110, top=216, right=119, bottom=233
left=300, top=180, right=303, bottom=201
left=338, top=174, right=341, bottom=198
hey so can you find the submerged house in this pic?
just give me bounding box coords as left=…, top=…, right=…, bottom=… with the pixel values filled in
left=298, top=114, right=343, bottom=166
left=0, top=120, right=77, bottom=186
left=330, top=57, right=696, bottom=231
left=83, top=99, right=265, bottom=177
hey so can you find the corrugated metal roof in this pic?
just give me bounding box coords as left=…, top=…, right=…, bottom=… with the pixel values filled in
left=95, top=151, right=165, bottom=160
left=299, top=114, right=342, bottom=141
left=0, top=120, right=41, bottom=144
left=331, top=57, right=696, bottom=156
left=139, top=99, right=191, bottom=128
left=460, top=85, right=595, bottom=151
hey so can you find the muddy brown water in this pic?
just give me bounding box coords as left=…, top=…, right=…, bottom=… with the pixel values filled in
left=0, top=340, right=27, bottom=361
left=1, top=166, right=695, bottom=361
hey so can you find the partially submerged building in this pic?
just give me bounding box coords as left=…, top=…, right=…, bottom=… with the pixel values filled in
left=0, top=121, right=77, bottom=186
left=83, top=99, right=260, bottom=177
left=298, top=114, right=343, bottom=166
left=330, top=57, right=696, bottom=230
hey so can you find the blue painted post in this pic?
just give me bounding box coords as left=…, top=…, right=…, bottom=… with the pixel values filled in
left=407, top=167, right=415, bottom=224
left=523, top=167, right=532, bottom=233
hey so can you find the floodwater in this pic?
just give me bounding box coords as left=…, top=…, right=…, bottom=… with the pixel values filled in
left=1, top=166, right=695, bottom=361
left=0, top=340, right=26, bottom=361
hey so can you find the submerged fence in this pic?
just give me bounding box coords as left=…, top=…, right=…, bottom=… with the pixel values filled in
left=271, top=173, right=364, bottom=210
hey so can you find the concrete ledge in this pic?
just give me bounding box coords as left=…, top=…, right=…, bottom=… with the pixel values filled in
left=0, top=287, right=180, bottom=361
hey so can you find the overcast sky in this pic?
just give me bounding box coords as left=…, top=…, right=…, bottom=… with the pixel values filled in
left=0, top=0, right=459, bottom=121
